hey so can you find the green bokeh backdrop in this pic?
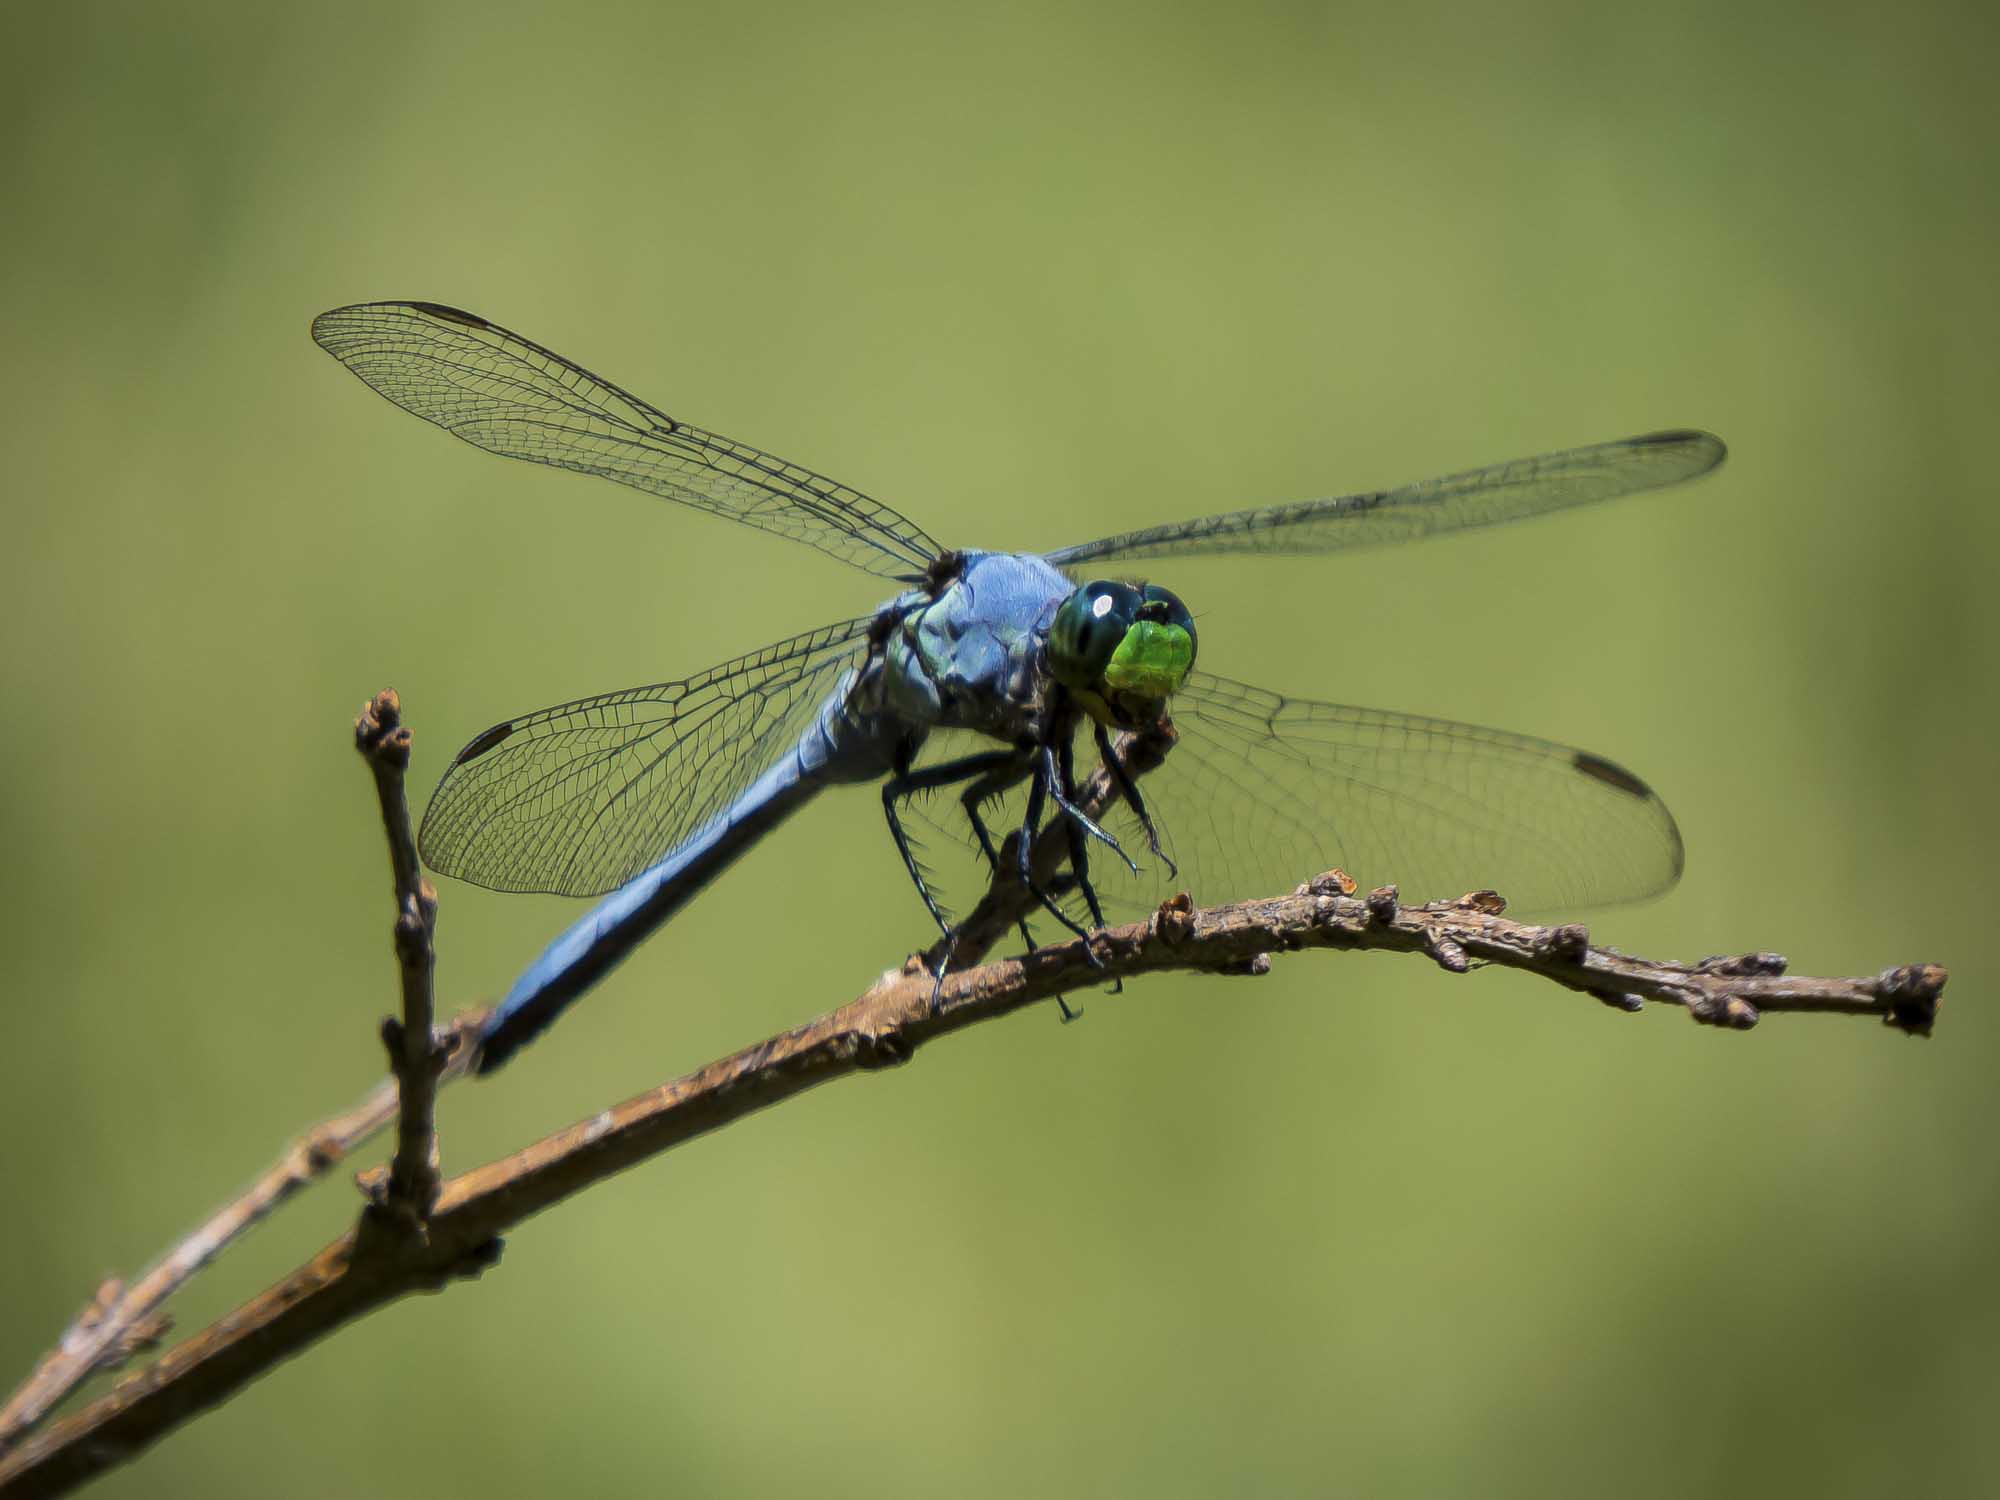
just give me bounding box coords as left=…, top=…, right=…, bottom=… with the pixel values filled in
left=3, top=2, right=1994, bottom=1495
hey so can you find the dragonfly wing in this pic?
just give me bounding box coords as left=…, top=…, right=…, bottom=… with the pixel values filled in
left=312, top=302, right=940, bottom=580
left=1044, top=430, right=1724, bottom=568
left=1082, top=671, right=1682, bottom=917
left=420, top=616, right=874, bottom=896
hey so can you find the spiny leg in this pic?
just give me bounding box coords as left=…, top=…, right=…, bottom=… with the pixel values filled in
left=957, top=759, right=1047, bottom=959
left=1046, top=738, right=1138, bottom=876
left=1014, top=751, right=1100, bottom=948
left=1000, top=896, right=1084, bottom=1023
left=959, top=759, right=1033, bottom=880
left=1050, top=738, right=1111, bottom=931
left=1052, top=736, right=1118, bottom=1007
left=883, top=746, right=1031, bottom=940
left=1093, top=721, right=1176, bottom=879
left=910, top=746, right=1099, bottom=1020
left=881, top=746, right=1082, bottom=1016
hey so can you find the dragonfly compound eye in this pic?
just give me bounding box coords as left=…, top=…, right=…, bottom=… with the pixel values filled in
left=1140, top=584, right=1197, bottom=670
left=1050, top=580, right=1143, bottom=692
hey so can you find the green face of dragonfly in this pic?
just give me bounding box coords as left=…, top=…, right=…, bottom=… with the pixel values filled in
left=1048, top=580, right=1198, bottom=722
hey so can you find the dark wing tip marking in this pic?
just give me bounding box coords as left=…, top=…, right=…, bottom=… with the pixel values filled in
left=309, top=301, right=490, bottom=341
left=1637, top=428, right=1729, bottom=469
left=456, top=721, right=517, bottom=764
left=402, top=301, right=492, bottom=329
left=1571, top=750, right=1654, bottom=801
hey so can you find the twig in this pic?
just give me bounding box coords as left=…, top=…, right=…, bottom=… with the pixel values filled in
left=0, top=707, right=1144, bottom=1472
left=0, top=692, right=464, bottom=1462
left=0, top=1013, right=484, bottom=1459
left=0, top=871, right=1944, bottom=1496
left=353, top=690, right=445, bottom=1227
left=0, top=702, right=1947, bottom=1497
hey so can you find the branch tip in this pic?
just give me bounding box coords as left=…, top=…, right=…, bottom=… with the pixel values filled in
left=1879, top=963, right=1945, bottom=1036
left=353, top=689, right=411, bottom=768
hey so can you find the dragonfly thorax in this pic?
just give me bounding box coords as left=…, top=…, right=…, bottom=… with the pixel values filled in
left=876, top=551, right=1075, bottom=741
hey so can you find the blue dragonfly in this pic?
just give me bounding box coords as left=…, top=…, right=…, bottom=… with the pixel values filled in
left=313, top=302, right=1725, bottom=1073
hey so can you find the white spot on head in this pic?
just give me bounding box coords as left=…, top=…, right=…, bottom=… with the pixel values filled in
left=1091, top=593, right=1115, bottom=619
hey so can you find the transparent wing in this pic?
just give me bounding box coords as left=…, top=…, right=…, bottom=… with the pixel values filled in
left=419, top=616, right=873, bottom=896
left=1044, top=430, right=1724, bottom=568
left=312, top=302, right=940, bottom=581
left=1078, top=671, right=1683, bottom=917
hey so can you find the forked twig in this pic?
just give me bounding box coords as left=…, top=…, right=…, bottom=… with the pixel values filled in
left=0, top=706, right=1946, bottom=1499
left=0, top=693, right=467, bottom=1463
left=0, top=1015, right=484, bottom=1461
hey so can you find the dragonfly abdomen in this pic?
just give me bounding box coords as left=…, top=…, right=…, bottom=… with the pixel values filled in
left=477, top=694, right=900, bottom=1073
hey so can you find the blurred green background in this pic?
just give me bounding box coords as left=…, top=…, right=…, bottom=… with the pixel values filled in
left=2, top=1, right=1994, bottom=1495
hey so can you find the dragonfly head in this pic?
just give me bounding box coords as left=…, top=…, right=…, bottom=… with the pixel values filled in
left=1048, top=580, right=1197, bottom=726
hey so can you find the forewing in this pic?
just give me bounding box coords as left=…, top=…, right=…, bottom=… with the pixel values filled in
left=1103, top=672, right=1683, bottom=915
left=420, top=617, right=873, bottom=896
left=1045, top=430, right=1724, bottom=568
left=312, top=302, right=939, bottom=580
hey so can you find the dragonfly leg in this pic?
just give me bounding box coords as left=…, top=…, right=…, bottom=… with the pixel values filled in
left=883, top=747, right=1070, bottom=1017
left=1012, top=919, right=1083, bottom=1022
left=926, top=947, right=951, bottom=1017
left=1093, top=721, right=1175, bottom=879
left=958, top=760, right=1035, bottom=877
left=1015, top=753, right=1103, bottom=953
left=883, top=747, right=1028, bottom=940
left=1051, top=739, right=1112, bottom=929
left=923, top=909, right=1081, bottom=1021
left=951, top=763, right=1068, bottom=997
left=1045, top=741, right=1138, bottom=876
left=1053, top=737, right=1118, bottom=1002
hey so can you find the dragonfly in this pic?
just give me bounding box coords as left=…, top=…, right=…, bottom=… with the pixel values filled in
left=313, top=301, right=1726, bottom=1073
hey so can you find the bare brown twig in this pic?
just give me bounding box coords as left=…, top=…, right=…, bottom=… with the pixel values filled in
left=0, top=705, right=1946, bottom=1499
left=353, top=689, right=446, bottom=1227
left=0, top=694, right=470, bottom=1468
left=0, top=1012, right=485, bottom=1462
